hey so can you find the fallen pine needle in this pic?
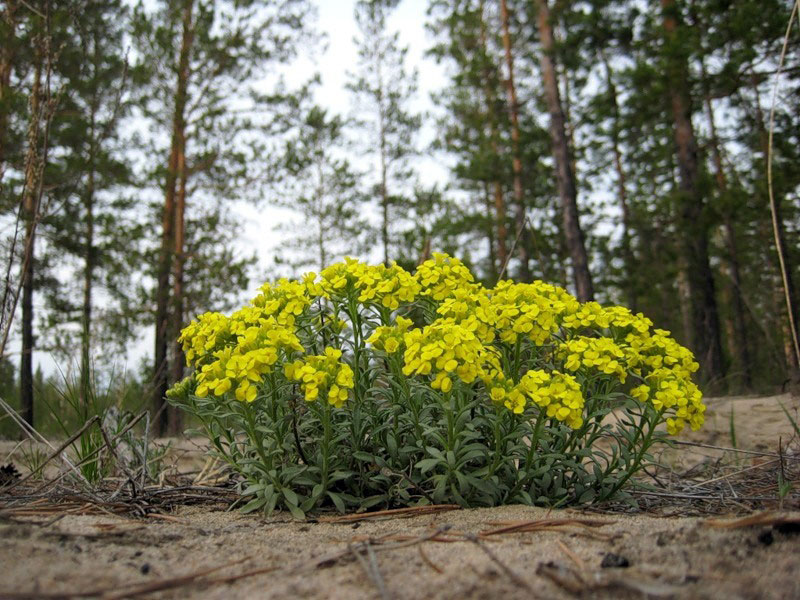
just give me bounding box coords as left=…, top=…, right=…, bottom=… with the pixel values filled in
left=703, top=511, right=800, bottom=529
left=417, top=545, right=443, bottom=574
left=465, top=533, right=533, bottom=593
left=317, top=504, right=461, bottom=523
left=556, top=540, right=585, bottom=571
left=479, top=517, right=613, bottom=537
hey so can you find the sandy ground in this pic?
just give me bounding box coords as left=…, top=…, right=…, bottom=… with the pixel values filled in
left=1, top=393, right=799, bottom=599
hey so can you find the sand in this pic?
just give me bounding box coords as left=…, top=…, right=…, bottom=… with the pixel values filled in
left=1, top=392, right=799, bottom=599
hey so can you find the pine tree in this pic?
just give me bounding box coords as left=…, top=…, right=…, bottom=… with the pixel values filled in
left=132, top=0, right=316, bottom=434
left=36, top=0, right=137, bottom=401
left=348, top=0, right=421, bottom=264
left=273, top=105, right=369, bottom=272
left=532, top=0, right=594, bottom=301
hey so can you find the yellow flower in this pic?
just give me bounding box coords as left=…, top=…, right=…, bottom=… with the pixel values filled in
left=401, top=318, right=499, bottom=392
left=415, top=253, right=475, bottom=302
left=285, top=347, right=354, bottom=408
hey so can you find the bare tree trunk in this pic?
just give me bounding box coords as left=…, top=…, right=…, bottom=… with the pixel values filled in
left=478, top=1, right=508, bottom=272
left=20, top=49, right=43, bottom=428
left=154, top=0, right=194, bottom=435
left=483, top=182, right=498, bottom=280
left=499, top=0, right=531, bottom=281
left=376, top=52, right=390, bottom=265
left=81, top=107, right=96, bottom=403
left=314, top=152, right=327, bottom=271
left=599, top=51, right=636, bottom=311
left=676, top=264, right=693, bottom=346
left=167, top=145, right=187, bottom=435
left=534, top=0, right=594, bottom=301
left=700, top=63, right=751, bottom=389
left=661, top=0, right=724, bottom=385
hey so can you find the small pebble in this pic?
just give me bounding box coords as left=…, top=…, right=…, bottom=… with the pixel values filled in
left=757, top=530, right=774, bottom=546
left=600, top=553, right=630, bottom=568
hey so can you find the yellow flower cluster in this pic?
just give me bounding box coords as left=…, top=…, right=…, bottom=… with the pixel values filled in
left=355, top=263, right=419, bottom=309
left=559, top=337, right=628, bottom=383
left=415, top=253, right=475, bottom=301
left=630, top=370, right=704, bottom=434
left=603, top=306, right=653, bottom=333
left=401, top=318, right=498, bottom=392
left=436, top=286, right=497, bottom=343
left=483, top=370, right=527, bottom=414
left=193, top=316, right=304, bottom=402
left=179, top=311, right=232, bottom=367
left=481, top=368, right=584, bottom=427
left=284, top=347, right=355, bottom=408
left=519, top=370, right=585, bottom=429
left=489, top=281, right=575, bottom=345
left=630, top=377, right=704, bottom=434
left=251, top=278, right=311, bottom=326
left=179, top=279, right=310, bottom=402
left=561, top=301, right=612, bottom=330
left=625, top=328, right=699, bottom=379
left=174, top=253, right=705, bottom=436
left=366, top=316, right=414, bottom=354
left=316, top=259, right=420, bottom=310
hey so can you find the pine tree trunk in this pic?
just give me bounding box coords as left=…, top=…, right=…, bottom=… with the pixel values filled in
left=167, top=144, right=187, bottom=435
left=81, top=112, right=96, bottom=403
left=676, top=263, right=693, bottom=347
left=499, top=0, right=530, bottom=281
left=478, top=1, right=508, bottom=273
left=20, top=51, right=43, bottom=428
left=700, top=65, right=751, bottom=389
left=483, top=182, right=498, bottom=280
left=599, top=51, right=636, bottom=311
left=154, top=0, right=194, bottom=435
left=377, top=54, right=390, bottom=265
left=661, top=0, right=724, bottom=385
left=534, top=0, right=594, bottom=301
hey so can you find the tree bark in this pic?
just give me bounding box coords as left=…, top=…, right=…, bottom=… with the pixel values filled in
left=20, top=48, right=43, bottom=428
left=534, top=0, right=594, bottom=301
left=599, top=50, right=636, bottom=311
left=499, top=0, right=531, bottom=281
left=661, top=0, right=724, bottom=385
left=483, top=182, right=498, bottom=280
left=478, top=1, right=508, bottom=274
left=154, top=0, right=194, bottom=435
left=81, top=100, right=96, bottom=403
left=700, top=62, right=751, bottom=389
left=377, top=48, right=390, bottom=265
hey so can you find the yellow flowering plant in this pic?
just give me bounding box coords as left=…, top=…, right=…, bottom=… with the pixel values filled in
left=168, top=253, right=705, bottom=516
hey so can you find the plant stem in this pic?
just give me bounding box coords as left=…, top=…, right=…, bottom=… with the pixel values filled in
left=597, top=408, right=662, bottom=502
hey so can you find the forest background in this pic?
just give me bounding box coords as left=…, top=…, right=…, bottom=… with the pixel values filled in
left=1, top=0, right=799, bottom=436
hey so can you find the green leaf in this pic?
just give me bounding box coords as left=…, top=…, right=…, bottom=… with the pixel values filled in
left=240, top=496, right=268, bottom=514
left=283, top=487, right=300, bottom=506
left=312, top=483, right=324, bottom=499
left=330, top=470, right=354, bottom=483
left=327, top=491, right=346, bottom=514
left=359, top=495, right=388, bottom=510
left=416, top=458, right=441, bottom=474
left=425, top=446, right=444, bottom=459
left=286, top=502, right=306, bottom=521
